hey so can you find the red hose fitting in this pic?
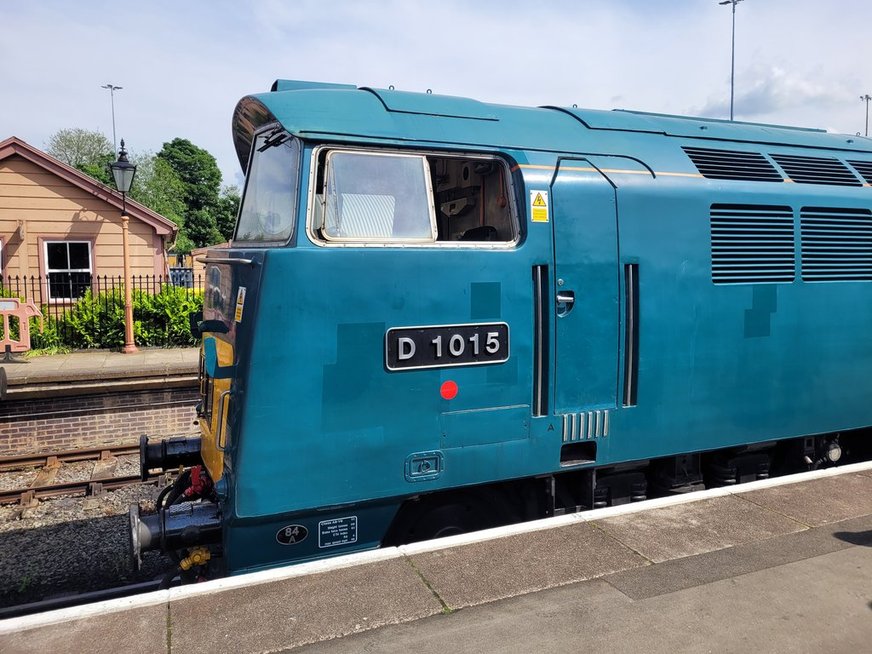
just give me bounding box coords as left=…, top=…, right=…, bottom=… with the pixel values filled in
left=183, top=465, right=213, bottom=499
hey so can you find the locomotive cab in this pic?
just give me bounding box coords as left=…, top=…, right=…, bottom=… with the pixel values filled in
left=130, top=127, right=300, bottom=579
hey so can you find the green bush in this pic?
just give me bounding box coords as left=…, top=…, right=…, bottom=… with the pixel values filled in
left=133, top=286, right=203, bottom=347
left=28, top=286, right=203, bottom=351
left=63, top=288, right=126, bottom=348
left=29, top=316, right=65, bottom=352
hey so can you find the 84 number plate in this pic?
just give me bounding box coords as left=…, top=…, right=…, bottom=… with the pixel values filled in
left=385, top=323, right=509, bottom=371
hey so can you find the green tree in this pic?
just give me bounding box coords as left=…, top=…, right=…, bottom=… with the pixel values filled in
left=170, top=231, right=196, bottom=257
left=157, top=138, right=229, bottom=248
left=185, top=208, right=223, bottom=248
left=157, top=138, right=222, bottom=211
left=130, top=154, right=187, bottom=227
left=46, top=128, right=113, bottom=168
left=77, top=154, right=114, bottom=185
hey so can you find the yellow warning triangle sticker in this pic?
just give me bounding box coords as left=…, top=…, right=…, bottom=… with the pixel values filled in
left=532, top=192, right=547, bottom=207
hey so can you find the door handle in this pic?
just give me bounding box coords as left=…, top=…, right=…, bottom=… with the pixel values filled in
left=556, top=290, right=575, bottom=317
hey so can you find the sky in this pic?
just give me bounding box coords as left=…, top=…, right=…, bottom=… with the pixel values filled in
left=3, top=0, right=872, bottom=188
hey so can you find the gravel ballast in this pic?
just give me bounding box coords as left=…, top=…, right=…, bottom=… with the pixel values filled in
left=0, top=456, right=174, bottom=609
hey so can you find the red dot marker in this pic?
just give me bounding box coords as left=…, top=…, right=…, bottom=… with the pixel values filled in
left=440, top=380, right=458, bottom=400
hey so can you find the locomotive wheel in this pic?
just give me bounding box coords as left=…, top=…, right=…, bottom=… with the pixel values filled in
left=386, top=491, right=511, bottom=545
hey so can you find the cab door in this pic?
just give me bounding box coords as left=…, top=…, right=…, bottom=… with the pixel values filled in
left=551, top=159, right=620, bottom=419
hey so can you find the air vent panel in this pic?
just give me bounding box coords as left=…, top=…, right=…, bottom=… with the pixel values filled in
left=770, top=154, right=862, bottom=187
left=683, top=147, right=782, bottom=182
left=800, top=207, right=872, bottom=281
left=846, top=160, right=872, bottom=185
left=710, top=204, right=795, bottom=284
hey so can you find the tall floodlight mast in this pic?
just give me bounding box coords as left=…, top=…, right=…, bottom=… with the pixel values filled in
left=101, top=84, right=123, bottom=154
left=718, top=0, right=744, bottom=121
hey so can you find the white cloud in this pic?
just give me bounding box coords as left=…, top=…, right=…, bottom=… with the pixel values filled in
left=2, top=0, right=872, bottom=184
left=696, top=65, right=856, bottom=120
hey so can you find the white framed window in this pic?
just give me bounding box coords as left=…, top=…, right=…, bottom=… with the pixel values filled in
left=45, top=241, right=92, bottom=300
left=308, top=148, right=519, bottom=247
left=314, top=150, right=438, bottom=243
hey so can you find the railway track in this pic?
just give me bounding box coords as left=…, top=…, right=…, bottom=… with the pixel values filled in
left=0, top=444, right=140, bottom=472
left=0, top=444, right=160, bottom=506
left=0, top=581, right=163, bottom=620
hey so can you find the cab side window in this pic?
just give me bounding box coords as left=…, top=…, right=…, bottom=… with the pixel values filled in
left=317, top=151, right=437, bottom=243
left=430, top=157, right=515, bottom=243
left=311, top=149, right=517, bottom=245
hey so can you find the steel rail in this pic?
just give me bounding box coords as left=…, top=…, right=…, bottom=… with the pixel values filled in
left=0, top=580, right=164, bottom=620
left=0, top=444, right=141, bottom=472
left=0, top=473, right=162, bottom=505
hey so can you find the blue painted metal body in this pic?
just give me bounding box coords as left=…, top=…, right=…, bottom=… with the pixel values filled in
left=206, top=82, right=872, bottom=574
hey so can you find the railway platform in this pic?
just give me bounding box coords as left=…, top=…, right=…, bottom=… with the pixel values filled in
left=2, top=348, right=199, bottom=398
left=1, top=462, right=871, bottom=654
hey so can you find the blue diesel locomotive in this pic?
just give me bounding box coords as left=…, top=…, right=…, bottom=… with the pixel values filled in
left=130, top=80, right=872, bottom=579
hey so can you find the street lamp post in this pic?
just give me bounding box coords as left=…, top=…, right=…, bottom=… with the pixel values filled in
left=719, top=0, right=744, bottom=121
left=109, top=139, right=138, bottom=354
left=101, top=84, right=123, bottom=154
left=862, top=95, right=871, bottom=137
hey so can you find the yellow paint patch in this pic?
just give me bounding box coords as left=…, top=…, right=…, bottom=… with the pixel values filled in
left=199, top=337, right=235, bottom=481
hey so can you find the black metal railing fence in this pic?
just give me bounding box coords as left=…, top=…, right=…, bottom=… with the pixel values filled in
left=0, top=270, right=204, bottom=349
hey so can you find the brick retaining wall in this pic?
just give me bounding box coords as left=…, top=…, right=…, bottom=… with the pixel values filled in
left=0, top=387, right=199, bottom=455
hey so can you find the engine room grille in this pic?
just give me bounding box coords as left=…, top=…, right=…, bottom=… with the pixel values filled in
left=846, top=160, right=872, bottom=185
left=769, top=154, right=862, bottom=187
left=683, top=147, right=783, bottom=182
left=710, top=204, right=795, bottom=284
left=800, top=207, right=872, bottom=281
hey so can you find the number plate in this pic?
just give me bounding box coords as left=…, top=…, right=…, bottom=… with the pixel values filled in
left=385, top=323, right=509, bottom=371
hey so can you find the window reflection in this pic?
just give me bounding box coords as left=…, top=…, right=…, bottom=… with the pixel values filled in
left=235, top=134, right=299, bottom=243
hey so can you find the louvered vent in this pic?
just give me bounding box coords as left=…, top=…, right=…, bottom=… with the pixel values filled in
left=770, top=154, right=862, bottom=187
left=683, top=147, right=782, bottom=182
left=846, top=160, right=872, bottom=185
left=710, top=204, right=795, bottom=284
left=800, top=207, right=872, bottom=281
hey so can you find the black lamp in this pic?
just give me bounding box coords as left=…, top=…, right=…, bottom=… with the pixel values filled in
left=109, top=139, right=136, bottom=200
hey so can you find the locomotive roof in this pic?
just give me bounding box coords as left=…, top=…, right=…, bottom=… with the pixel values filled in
left=232, top=79, right=872, bottom=173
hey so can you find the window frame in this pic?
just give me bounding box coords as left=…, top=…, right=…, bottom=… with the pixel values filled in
left=231, top=124, right=302, bottom=247
left=43, top=240, right=93, bottom=302
left=317, top=149, right=438, bottom=244
left=306, top=145, right=521, bottom=249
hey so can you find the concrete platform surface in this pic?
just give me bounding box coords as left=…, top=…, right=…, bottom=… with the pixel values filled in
left=2, top=347, right=199, bottom=388
left=1, top=464, right=871, bottom=654
left=301, top=544, right=872, bottom=654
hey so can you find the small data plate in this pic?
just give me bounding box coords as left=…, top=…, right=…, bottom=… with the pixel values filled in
left=318, top=516, right=358, bottom=548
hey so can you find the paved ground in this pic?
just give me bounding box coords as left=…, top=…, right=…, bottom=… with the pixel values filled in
left=1, top=465, right=870, bottom=654
left=298, top=542, right=872, bottom=654
left=4, top=348, right=199, bottom=386
left=1, top=348, right=199, bottom=399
